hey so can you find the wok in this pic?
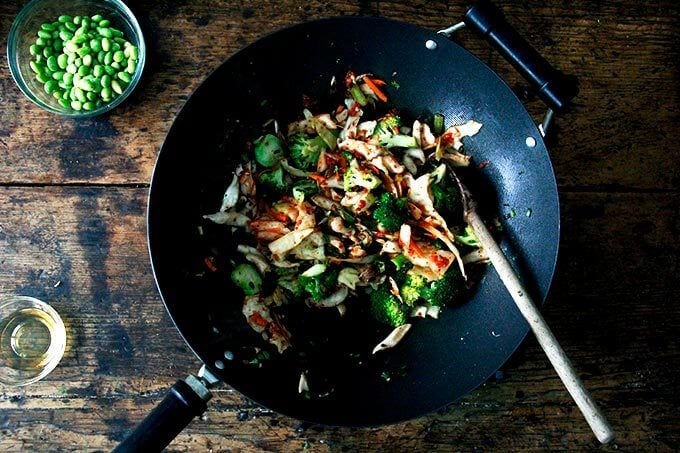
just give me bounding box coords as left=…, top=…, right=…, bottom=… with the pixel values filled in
left=117, top=2, right=578, bottom=451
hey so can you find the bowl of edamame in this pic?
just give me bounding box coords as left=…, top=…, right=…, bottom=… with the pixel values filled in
left=7, top=0, right=145, bottom=117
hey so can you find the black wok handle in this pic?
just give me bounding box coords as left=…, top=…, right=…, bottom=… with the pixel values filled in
left=113, top=377, right=212, bottom=453
left=464, top=0, right=578, bottom=112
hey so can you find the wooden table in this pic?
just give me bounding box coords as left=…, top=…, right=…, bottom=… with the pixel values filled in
left=1, top=0, right=678, bottom=451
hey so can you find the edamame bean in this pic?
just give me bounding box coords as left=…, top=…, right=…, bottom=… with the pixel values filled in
left=30, top=13, right=140, bottom=112
left=118, top=71, right=131, bottom=84
left=46, top=55, right=59, bottom=71
left=57, top=53, right=68, bottom=69
left=111, top=80, right=123, bottom=95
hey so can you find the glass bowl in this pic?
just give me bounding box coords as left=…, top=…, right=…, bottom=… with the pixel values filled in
left=7, top=0, right=146, bottom=118
left=0, top=295, right=66, bottom=386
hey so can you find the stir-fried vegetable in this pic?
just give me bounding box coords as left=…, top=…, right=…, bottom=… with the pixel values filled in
left=204, top=71, right=487, bottom=355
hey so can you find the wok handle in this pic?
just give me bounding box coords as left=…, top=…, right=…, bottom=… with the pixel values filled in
left=113, top=376, right=212, bottom=453
left=463, top=0, right=578, bottom=112
left=465, top=209, right=614, bottom=444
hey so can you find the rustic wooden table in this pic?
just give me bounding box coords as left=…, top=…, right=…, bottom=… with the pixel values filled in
left=1, top=0, right=678, bottom=451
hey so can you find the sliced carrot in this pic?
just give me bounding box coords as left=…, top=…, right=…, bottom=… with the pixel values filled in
left=364, top=76, right=388, bottom=102
left=370, top=78, right=387, bottom=86
left=308, top=173, right=327, bottom=184
left=204, top=257, right=218, bottom=272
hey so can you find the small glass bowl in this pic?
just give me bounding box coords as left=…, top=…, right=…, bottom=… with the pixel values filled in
left=0, top=296, right=66, bottom=386
left=7, top=0, right=146, bottom=118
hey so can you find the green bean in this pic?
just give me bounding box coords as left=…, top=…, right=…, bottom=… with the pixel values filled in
left=29, top=44, right=41, bottom=56
left=104, top=52, right=113, bottom=65
left=78, top=65, right=90, bottom=76
left=41, top=23, right=56, bottom=31
left=90, top=39, right=101, bottom=52
left=98, top=27, right=113, bottom=38
left=66, top=63, right=77, bottom=74
left=91, top=14, right=103, bottom=22
left=113, top=50, right=124, bottom=63
left=110, top=61, right=121, bottom=70
left=64, top=21, right=77, bottom=32
left=35, top=37, right=48, bottom=46
left=70, top=100, right=82, bottom=111
left=101, top=87, right=112, bottom=100
left=104, top=65, right=116, bottom=76
left=29, top=61, right=43, bottom=74
left=36, top=72, right=49, bottom=83
left=53, top=40, right=63, bottom=52
left=63, top=72, right=74, bottom=86
left=37, top=30, right=52, bottom=39
left=98, top=19, right=110, bottom=27
left=51, top=71, right=65, bottom=80
left=100, top=74, right=112, bottom=88
left=42, top=46, right=53, bottom=58
left=82, top=54, right=93, bottom=66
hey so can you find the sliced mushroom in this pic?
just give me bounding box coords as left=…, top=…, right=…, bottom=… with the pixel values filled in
left=372, top=324, right=412, bottom=354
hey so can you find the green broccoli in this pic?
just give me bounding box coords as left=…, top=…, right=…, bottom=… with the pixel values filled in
left=369, top=284, right=409, bottom=327
left=455, top=224, right=480, bottom=247
left=372, top=192, right=408, bottom=232
left=253, top=134, right=285, bottom=168
left=343, top=166, right=382, bottom=192
left=298, top=268, right=338, bottom=301
left=288, top=133, right=327, bottom=170
left=400, top=273, right=427, bottom=306
left=372, top=114, right=418, bottom=149
left=421, top=266, right=465, bottom=307
left=431, top=180, right=464, bottom=226
left=372, top=114, right=401, bottom=141
left=258, top=165, right=288, bottom=195
left=291, top=179, right=318, bottom=202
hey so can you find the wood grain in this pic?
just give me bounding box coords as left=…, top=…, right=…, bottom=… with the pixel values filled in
left=1, top=0, right=679, bottom=190
left=0, top=188, right=677, bottom=451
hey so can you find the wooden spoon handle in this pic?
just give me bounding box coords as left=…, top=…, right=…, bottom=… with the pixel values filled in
left=466, top=210, right=615, bottom=444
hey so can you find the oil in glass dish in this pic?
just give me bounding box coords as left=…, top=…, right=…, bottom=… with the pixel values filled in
left=0, top=296, right=66, bottom=386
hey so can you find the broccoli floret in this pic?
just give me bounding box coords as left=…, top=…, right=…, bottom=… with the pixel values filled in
left=372, top=192, right=408, bottom=232
left=455, top=224, right=480, bottom=247
left=253, top=134, right=285, bottom=168
left=343, top=166, right=382, bottom=192
left=421, top=266, right=465, bottom=307
left=371, top=115, right=417, bottom=149
left=369, top=284, right=409, bottom=327
left=258, top=165, right=288, bottom=195
left=372, top=114, right=402, bottom=141
left=431, top=181, right=464, bottom=226
left=298, top=268, right=338, bottom=301
left=288, top=133, right=327, bottom=171
left=291, top=179, right=318, bottom=202
left=400, top=273, right=427, bottom=306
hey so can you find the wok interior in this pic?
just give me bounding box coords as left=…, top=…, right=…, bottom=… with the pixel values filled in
left=148, top=17, right=559, bottom=425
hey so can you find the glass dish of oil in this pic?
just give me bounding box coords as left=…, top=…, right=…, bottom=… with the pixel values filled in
left=0, top=296, right=66, bottom=386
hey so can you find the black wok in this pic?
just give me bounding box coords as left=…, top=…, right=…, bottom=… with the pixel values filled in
left=117, top=2, right=577, bottom=451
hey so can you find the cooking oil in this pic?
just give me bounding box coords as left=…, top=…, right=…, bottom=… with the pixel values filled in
left=0, top=296, right=66, bottom=386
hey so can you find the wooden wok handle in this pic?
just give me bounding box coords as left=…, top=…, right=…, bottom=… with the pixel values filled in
left=113, top=376, right=211, bottom=452
left=464, top=0, right=578, bottom=112
left=465, top=210, right=615, bottom=444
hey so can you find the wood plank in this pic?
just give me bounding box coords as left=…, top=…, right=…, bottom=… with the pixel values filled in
left=1, top=0, right=678, bottom=190
left=0, top=187, right=677, bottom=450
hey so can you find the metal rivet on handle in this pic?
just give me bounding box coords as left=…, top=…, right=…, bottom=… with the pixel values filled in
left=425, top=40, right=438, bottom=50
left=214, top=360, right=225, bottom=369
left=525, top=136, right=537, bottom=148
left=224, top=350, right=234, bottom=360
